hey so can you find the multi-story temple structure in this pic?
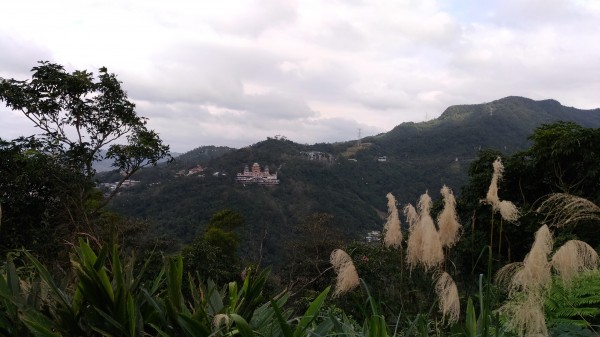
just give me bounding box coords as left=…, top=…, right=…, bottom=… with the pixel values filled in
left=236, top=163, right=279, bottom=185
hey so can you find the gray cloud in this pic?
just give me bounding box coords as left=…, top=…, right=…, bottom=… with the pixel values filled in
left=2, top=0, right=600, bottom=152
left=0, top=35, right=53, bottom=78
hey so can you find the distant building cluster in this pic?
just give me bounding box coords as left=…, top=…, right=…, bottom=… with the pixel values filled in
left=365, top=230, right=381, bottom=243
left=175, top=165, right=205, bottom=177
left=236, top=163, right=279, bottom=185
left=98, top=179, right=140, bottom=191
left=300, top=151, right=334, bottom=162
left=98, top=179, right=141, bottom=197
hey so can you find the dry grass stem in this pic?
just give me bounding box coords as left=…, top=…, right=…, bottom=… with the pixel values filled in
left=437, top=185, right=462, bottom=248
left=551, top=240, right=600, bottom=284
left=434, top=272, right=460, bottom=324
left=537, top=193, right=600, bottom=228
left=330, top=249, right=360, bottom=297
left=383, top=192, right=402, bottom=248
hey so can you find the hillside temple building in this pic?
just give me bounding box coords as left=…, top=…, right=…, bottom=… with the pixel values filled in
left=236, top=163, right=279, bottom=185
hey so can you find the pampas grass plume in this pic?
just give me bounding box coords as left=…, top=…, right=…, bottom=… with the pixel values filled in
left=330, top=249, right=360, bottom=297
left=406, top=192, right=444, bottom=271
left=513, top=225, right=553, bottom=293
left=484, top=157, right=503, bottom=209
left=498, top=294, right=547, bottom=337
left=404, top=203, right=423, bottom=270
left=213, top=314, right=230, bottom=329
left=551, top=240, right=600, bottom=284
left=538, top=193, right=600, bottom=228
left=498, top=200, right=520, bottom=222
left=497, top=225, right=553, bottom=337
left=383, top=193, right=402, bottom=248
left=434, top=272, right=460, bottom=324
left=437, top=185, right=461, bottom=248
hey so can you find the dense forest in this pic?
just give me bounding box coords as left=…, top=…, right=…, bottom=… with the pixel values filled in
left=2, top=62, right=600, bottom=336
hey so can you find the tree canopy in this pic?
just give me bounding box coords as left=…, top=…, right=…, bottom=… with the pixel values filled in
left=0, top=61, right=171, bottom=258
left=0, top=61, right=170, bottom=185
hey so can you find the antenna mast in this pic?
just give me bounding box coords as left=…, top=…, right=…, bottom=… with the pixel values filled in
left=357, top=128, right=362, bottom=147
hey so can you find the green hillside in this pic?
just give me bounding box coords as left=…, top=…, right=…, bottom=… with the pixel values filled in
left=105, top=96, right=600, bottom=266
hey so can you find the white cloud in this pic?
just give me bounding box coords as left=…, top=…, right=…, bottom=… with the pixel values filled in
left=1, top=0, right=600, bottom=152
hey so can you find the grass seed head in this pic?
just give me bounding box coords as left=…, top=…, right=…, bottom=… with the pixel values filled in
left=498, top=200, right=520, bottom=222
left=434, top=272, right=460, bottom=324
left=383, top=193, right=403, bottom=248
left=437, top=185, right=462, bottom=248
left=551, top=240, right=600, bottom=285
left=537, top=193, right=600, bottom=228
left=330, top=249, right=360, bottom=297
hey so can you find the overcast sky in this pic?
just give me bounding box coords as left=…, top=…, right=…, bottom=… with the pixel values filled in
left=1, top=0, right=600, bottom=152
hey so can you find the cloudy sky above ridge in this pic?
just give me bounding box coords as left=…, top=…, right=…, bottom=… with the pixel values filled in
left=1, top=0, right=600, bottom=152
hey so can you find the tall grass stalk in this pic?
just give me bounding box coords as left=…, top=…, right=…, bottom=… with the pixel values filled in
left=383, top=193, right=402, bottom=248
left=330, top=249, right=360, bottom=297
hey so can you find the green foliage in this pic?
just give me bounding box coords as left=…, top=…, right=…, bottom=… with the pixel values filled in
left=0, top=137, right=89, bottom=260
left=181, top=209, right=245, bottom=284
left=545, top=270, right=600, bottom=329
left=0, top=61, right=171, bottom=262
left=0, top=61, right=171, bottom=180
left=0, top=240, right=393, bottom=337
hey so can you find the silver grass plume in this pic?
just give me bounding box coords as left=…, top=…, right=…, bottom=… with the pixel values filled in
left=406, top=192, right=444, bottom=271
left=497, top=293, right=547, bottom=337
left=383, top=193, right=403, bottom=248
left=497, top=225, right=600, bottom=337
left=537, top=193, right=600, bottom=228
left=551, top=240, right=600, bottom=285
left=512, top=225, right=553, bottom=293
left=498, top=200, right=520, bottom=222
left=404, top=203, right=422, bottom=270
left=437, top=185, right=462, bottom=248
left=484, top=157, right=503, bottom=209
left=496, top=225, right=553, bottom=337
left=330, top=249, right=360, bottom=297
left=482, top=157, right=520, bottom=222
left=213, top=314, right=230, bottom=329
left=434, top=272, right=460, bottom=324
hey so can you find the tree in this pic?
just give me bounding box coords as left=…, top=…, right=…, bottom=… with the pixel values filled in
left=182, top=209, right=245, bottom=283
left=0, top=61, right=171, bottom=206
left=0, top=137, right=87, bottom=258
left=0, top=61, right=171, bottom=258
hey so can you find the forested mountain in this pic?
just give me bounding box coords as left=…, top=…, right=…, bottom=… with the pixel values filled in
left=105, top=96, right=600, bottom=266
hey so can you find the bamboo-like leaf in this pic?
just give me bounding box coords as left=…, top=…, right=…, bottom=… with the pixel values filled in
left=93, top=306, right=126, bottom=333
left=166, top=256, right=185, bottom=315
left=229, top=281, right=239, bottom=310
left=177, top=314, right=211, bottom=337
left=22, top=250, right=73, bottom=315
left=270, top=298, right=293, bottom=337
left=127, top=294, right=136, bottom=337
left=293, top=286, right=330, bottom=337
left=230, top=313, right=255, bottom=337
left=465, top=297, right=477, bottom=337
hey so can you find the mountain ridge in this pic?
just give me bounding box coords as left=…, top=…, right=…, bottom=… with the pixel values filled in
left=105, top=96, right=600, bottom=266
